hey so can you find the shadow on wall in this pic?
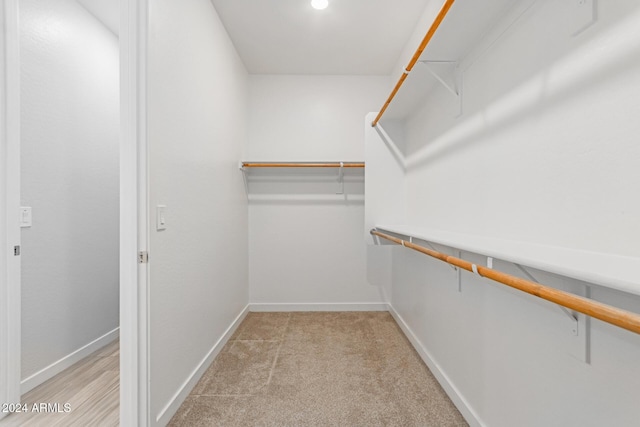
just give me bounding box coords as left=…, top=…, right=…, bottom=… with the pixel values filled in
left=399, top=1, right=640, bottom=165
left=374, top=123, right=407, bottom=172
left=242, top=167, right=364, bottom=205
left=404, top=7, right=640, bottom=171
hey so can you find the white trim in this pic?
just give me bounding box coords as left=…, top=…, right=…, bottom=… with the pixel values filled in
left=250, top=303, right=390, bottom=312
left=155, top=305, right=250, bottom=426
left=0, top=0, right=21, bottom=417
left=375, top=224, right=640, bottom=297
left=388, top=305, right=485, bottom=427
left=21, top=328, right=119, bottom=394
left=120, top=0, right=149, bottom=425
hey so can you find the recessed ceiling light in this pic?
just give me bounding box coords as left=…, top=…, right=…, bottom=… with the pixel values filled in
left=311, top=0, right=329, bottom=11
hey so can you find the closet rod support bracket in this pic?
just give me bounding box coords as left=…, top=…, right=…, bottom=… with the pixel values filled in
left=515, top=263, right=579, bottom=336
left=336, top=162, right=345, bottom=194
left=239, top=162, right=249, bottom=198
left=418, top=60, right=463, bottom=117
left=430, top=241, right=457, bottom=272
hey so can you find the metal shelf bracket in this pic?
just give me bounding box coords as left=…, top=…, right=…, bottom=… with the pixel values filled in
left=336, top=162, right=344, bottom=195
left=418, top=60, right=463, bottom=116
left=516, top=264, right=579, bottom=335
left=239, top=162, right=249, bottom=198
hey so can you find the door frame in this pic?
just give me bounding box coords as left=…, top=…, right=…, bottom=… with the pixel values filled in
left=0, top=0, right=150, bottom=424
left=120, top=0, right=150, bottom=425
left=0, top=0, right=21, bottom=417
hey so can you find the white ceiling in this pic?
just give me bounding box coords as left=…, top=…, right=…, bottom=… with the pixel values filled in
left=210, top=0, right=430, bottom=75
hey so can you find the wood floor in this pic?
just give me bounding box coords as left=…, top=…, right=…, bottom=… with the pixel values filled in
left=0, top=340, right=119, bottom=427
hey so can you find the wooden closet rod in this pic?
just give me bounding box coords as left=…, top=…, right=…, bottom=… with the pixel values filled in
left=371, top=230, right=640, bottom=335
left=371, top=0, right=456, bottom=127
left=241, top=162, right=365, bottom=168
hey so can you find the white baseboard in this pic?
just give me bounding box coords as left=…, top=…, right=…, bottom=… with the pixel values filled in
left=388, top=305, right=485, bottom=427
left=21, top=327, right=119, bottom=395
left=155, top=305, right=250, bottom=426
left=249, top=302, right=390, bottom=312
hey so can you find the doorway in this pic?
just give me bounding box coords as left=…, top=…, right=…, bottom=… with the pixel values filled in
left=0, top=0, right=124, bottom=424
left=2, top=0, right=146, bottom=424
left=19, top=0, right=119, bottom=422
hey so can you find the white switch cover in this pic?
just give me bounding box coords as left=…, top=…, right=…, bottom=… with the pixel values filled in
left=20, top=207, right=32, bottom=228
left=572, top=0, right=596, bottom=36
left=156, top=205, right=167, bottom=231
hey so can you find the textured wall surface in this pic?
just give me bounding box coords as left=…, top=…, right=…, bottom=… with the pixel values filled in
left=147, top=0, right=249, bottom=422
left=248, top=75, right=390, bottom=307
left=20, top=0, right=119, bottom=385
left=381, top=1, right=640, bottom=425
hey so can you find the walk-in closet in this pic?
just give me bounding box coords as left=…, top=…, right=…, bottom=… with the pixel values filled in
left=1, top=0, right=639, bottom=426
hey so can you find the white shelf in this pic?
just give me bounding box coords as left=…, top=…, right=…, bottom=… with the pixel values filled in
left=240, top=161, right=365, bottom=168
left=381, top=0, right=531, bottom=122
left=374, top=225, right=640, bottom=297
left=240, top=160, right=365, bottom=198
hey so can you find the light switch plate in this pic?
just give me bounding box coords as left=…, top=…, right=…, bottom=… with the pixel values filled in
left=156, top=205, right=167, bottom=231
left=20, top=207, right=32, bottom=228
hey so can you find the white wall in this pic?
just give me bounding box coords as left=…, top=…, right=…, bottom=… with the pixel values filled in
left=403, top=0, right=640, bottom=256
left=248, top=75, right=390, bottom=308
left=383, top=1, right=640, bottom=426
left=146, top=0, right=249, bottom=423
left=19, top=0, right=119, bottom=388
left=392, top=250, right=640, bottom=427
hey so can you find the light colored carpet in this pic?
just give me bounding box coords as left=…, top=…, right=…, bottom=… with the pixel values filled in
left=169, top=312, right=467, bottom=427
